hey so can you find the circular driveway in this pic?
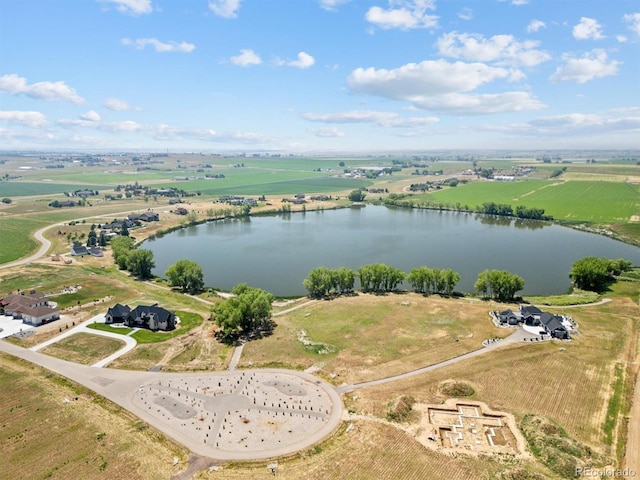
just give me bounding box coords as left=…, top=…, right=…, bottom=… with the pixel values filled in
left=0, top=340, right=342, bottom=461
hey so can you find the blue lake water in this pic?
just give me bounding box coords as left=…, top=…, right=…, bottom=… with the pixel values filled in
left=146, top=206, right=640, bottom=296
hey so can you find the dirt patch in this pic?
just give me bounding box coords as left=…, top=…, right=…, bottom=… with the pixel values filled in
left=406, top=399, right=529, bottom=458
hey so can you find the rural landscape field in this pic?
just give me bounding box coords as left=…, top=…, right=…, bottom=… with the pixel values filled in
left=0, top=150, right=639, bottom=480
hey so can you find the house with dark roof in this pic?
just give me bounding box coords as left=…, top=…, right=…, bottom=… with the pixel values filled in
left=538, top=312, right=570, bottom=340
left=497, top=309, right=519, bottom=326
left=493, top=304, right=571, bottom=340
left=128, top=211, right=159, bottom=222
left=105, top=303, right=131, bottom=324
left=105, top=303, right=175, bottom=331
left=71, top=244, right=89, bottom=256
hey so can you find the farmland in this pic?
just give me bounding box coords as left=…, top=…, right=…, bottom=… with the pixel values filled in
left=427, top=180, right=640, bottom=224
left=0, top=151, right=639, bottom=479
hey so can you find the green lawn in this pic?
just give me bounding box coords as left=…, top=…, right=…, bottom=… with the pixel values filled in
left=131, top=310, right=203, bottom=343
left=87, top=323, right=134, bottom=335
left=427, top=180, right=639, bottom=224
left=158, top=171, right=372, bottom=196
left=0, top=181, right=112, bottom=197
left=0, top=216, right=44, bottom=263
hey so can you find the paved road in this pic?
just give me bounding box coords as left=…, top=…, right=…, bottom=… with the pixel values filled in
left=0, top=223, right=58, bottom=269
left=0, top=339, right=343, bottom=461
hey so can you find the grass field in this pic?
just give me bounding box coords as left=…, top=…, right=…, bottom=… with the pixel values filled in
left=341, top=285, right=638, bottom=458
left=39, top=332, right=125, bottom=365
left=0, top=181, right=113, bottom=197
left=427, top=180, right=640, bottom=224
left=0, top=216, right=42, bottom=264
left=241, top=294, right=510, bottom=384
left=0, top=354, right=187, bottom=480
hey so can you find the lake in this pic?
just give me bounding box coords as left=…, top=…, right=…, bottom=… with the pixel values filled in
left=146, top=206, right=640, bottom=296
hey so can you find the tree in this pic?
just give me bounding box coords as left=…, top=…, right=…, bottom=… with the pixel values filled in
left=1, top=198, right=11, bottom=204
left=213, top=284, right=274, bottom=342
left=570, top=257, right=631, bottom=292
left=335, top=267, right=355, bottom=294
left=165, top=259, right=205, bottom=294
left=127, top=249, right=155, bottom=279
left=475, top=269, right=523, bottom=301
left=348, top=189, right=366, bottom=202
left=303, top=266, right=334, bottom=298
left=110, top=235, right=136, bottom=269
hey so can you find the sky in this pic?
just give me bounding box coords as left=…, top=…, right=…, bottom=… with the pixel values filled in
left=0, top=0, right=639, bottom=153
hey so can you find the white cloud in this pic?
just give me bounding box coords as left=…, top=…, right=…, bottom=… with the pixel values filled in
left=103, top=98, right=138, bottom=111
left=288, top=52, right=316, bottom=69
left=348, top=60, right=511, bottom=98
left=0, top=111, right=47, bottom=127
left=121, top=38, right=195, bottom=53
left=275, top=52, right=316, bottom=69
left=511, top=0, right=528, bottom=5
left=80, top=110, right=101, bottom=122
left=310, top=127, right=345, bottom=137
left=209, top=0, right=241, bottom=19
left=318, top=0, right=349, bottom=12
left=624, top=13, right=640, bottom=38
left=527, top=20, right=546, bottom=33
left=365, top=0, right=438, bottom=30
left=304, top=110, right=399, bottom=124
left=617, top=35, right=628, bottom=43
left=573, top=17, right=605, bottom=40
left=382, top=116, right=440, bottom=127
left=230, top=49, right=262, bottom=66
left=411, top=92, right=545, bottom=114
left=0, top=74, right=84, bottom=104
left=96, top=120, right=143, bottom=133
left=348, top=61, right=545, bottom=114
left=436, top=32, right=550, bottom=67
left=550, top=49, right=620, bottom=83
left=304, top=110, right=439, bottom=128
left=524, top=112, right=640, bottom=136
left=100, top=0, right=152, bottom=15
left=458, top=8, right=473, bottom=21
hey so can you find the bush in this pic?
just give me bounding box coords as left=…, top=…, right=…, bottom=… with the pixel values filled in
left=439, top=381, right=475, bottom=397
left=386, top=395, right=415, bottom=422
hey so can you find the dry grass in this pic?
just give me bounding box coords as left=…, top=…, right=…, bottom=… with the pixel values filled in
left=39, top=332, right=125, bottom=365
left=343, top=294, right=638, bottom=455
left=195, top=420, right=536, bottom=480
left=240, top=293, right=510, bottom=384
left=109, top=320, right=230, bottom=371
left=0, top=353, right=188, bottom=480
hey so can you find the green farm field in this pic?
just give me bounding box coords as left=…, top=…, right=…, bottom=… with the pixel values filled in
left=427, top=179, right=640, bottom=224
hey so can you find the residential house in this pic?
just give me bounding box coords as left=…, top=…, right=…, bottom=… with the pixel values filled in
left=105, top=303, right=131, bottom=324
left=494, top=304, right=571, bottom=340
left=1, top=292, right=59, bottom=326
left=105, top=303, right=175, bottom=331
left=128, top=211, right=159, bottom=222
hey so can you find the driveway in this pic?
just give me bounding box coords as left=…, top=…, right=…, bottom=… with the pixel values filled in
left=29, top=314, right=139, bottom=368
left=0, top=339, right=343, bottom=461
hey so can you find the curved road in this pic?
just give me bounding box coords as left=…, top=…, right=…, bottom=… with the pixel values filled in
left=0, top=223, right=58, bottom=270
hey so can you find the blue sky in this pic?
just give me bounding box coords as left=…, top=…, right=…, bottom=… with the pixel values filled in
left=0, top=0, right=639, bottom=153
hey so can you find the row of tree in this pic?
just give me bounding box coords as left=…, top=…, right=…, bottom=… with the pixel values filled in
left=476, top=202, right=550, bottom=221
left=303, top=264, right=533, bottom=301
left=303, top=264, right=468, bottom=298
